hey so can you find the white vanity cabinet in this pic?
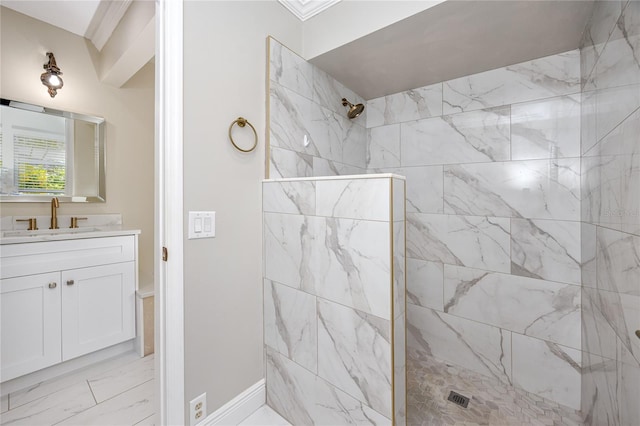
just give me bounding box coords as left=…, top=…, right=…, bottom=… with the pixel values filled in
left=0, top=234, right=138, bottom=382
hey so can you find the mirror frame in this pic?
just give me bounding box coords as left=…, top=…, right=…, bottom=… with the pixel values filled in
left=0, top=98, right=106, bottom=203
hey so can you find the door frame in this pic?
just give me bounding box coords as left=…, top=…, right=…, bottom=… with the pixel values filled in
left=155, top=0, right=185, bottom=424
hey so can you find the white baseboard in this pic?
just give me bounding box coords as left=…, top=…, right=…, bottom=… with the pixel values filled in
left=203, top=379, right=266, bottom=425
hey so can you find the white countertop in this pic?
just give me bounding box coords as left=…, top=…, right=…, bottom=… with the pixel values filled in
left=0, top=226, right=141, bottom=245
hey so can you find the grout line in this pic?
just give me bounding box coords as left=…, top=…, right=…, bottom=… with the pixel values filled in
left=87, top=379, right=99, bottom=405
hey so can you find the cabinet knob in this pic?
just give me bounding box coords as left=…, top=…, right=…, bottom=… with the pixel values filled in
left=48, top=282, right=57, bottom=289
left=66, top=280, right=75, bottom=286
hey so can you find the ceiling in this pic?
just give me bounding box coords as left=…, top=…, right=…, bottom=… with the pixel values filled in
left=310, top=0, right=595, bottom=100
left=1, top=0, right=132, bottom=51
left=4, top=0, right=595, bottom=99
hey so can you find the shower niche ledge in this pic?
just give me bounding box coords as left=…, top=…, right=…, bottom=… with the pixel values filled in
left=262, top=173, right=406, bottom=425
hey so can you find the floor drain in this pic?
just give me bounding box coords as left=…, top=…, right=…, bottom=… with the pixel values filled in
left=447, top=391, right=470, bottom=408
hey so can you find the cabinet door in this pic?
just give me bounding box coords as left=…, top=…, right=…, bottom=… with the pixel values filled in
left=61, top=262, right=136, bottom=361
left=1, top=272, right=62, bottom=382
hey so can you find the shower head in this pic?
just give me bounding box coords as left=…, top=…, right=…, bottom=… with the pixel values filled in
left=342, top=98, right=365, bottom=119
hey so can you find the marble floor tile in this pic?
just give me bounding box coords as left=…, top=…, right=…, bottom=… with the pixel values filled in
left=0, top=381, right=96, bottom=426
left=56, top=379, right=154, bottom=426
left=7, top=352, right=140, bottom=410
left=238, top=405, right=291, bottom=426
left=2, top=352, right=154, bottom=426
left=87, top=355, right=155, bottom=403
left=133, top=414, right=157, bottom=426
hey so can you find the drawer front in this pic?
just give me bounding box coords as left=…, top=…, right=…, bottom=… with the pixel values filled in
left=0, top=236, right=136, bottom=279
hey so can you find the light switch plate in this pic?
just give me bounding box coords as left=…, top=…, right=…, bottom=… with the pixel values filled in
left=188, top=211, right=215, bottom=239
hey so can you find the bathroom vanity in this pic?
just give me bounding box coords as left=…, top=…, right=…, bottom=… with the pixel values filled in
left=0, top=228, right=140, bottom=382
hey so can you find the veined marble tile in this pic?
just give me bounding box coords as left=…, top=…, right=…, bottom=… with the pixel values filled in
left=581, top=351, right=619, bottom=426
left=269, top=38, right=313, bottom=99
left=444, top=158, right=581, bottom=221
left=511, top=218, right=582, bottom=285
left=312, top=67, right=365, bottom=117
left=366, top=84, right=443, bottom=128
left=307, top=103, right=346, bottom=164
left=1, top=381, right=95, bottom=425
left=303, top=217, right=392, bottom=320
left=582, top=287, right=621, bottom=360
left=270, top=82, right=319, bottom=156
left=400, top=107, right=510, bottom=166
left=407, top=258, right=444, bottom=311
left=596, top=227, right=640, bottom=295
left=316, top=178, right=390, bottom=221
left=1, top=394, right=8, bottom=414
left=582, top=154, right=640, bottom=236
left=263, top=180, right=316, bottom=215
left=511, top=95, right=580, bottom=160
left=367, top=124, right=401, bottom=169
left=593, top=85, right=640, bottom=147
left=266, top=347, right=391, bottom=425
left=407, top=213, right=510, bottom=273
left=443, top=264, right=581, bottom=349
left=592, top=1, right=640, bottom=91
left=618, top=335, right=640, bottom=426
left=264, top=213, right=310, bottom=289
left=57, top=379, right=154, bottom=426
left=581, top=0, right=627, bottom=87
left=134, top=414, right=158, bottom=426
left=588, top=288, right=640, bottom=365
left=393, top=304, right=406, bottom=426
left=581, top=223, right=598, bottom=289
left=511, top=333, right=581, bottom=410
left=264, top=280, right=317, bottom=372
left=343, top=122, right=368, bottom=169
left=584, top=107, right=640, bottom=158
left=407, top=303, right=512, bottom=384
left=87, top=354, right=154, bottom=403
left=312, top=157, right=365, bottom=177
left=7, top=352, right=140, bottom=409
left=581, top=88, right=599, bottom=156
left=443, top=50, right=580, bottom=114
left=317, top=300, right=392, bottom=417
left=269, top=147, right=313, bottom=179
left=392, top=177, right=406, bottom=222
left=376, top=166, right=443, bottom=214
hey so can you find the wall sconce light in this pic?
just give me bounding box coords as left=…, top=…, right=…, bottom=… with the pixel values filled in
left=40, top=52, right=63, bottom=97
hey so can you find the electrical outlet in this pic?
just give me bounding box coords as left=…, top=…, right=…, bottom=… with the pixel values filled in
left=189, top=393, right=207, bottom=425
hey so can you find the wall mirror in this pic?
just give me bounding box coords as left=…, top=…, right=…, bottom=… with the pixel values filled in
left=0, top=98, right=106, bottom=202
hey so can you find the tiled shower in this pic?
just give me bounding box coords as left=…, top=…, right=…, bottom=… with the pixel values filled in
left=263, top=0, right=639, bottom=423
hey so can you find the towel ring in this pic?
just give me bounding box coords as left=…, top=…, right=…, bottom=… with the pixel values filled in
left=228, top=117, right=258, bottom=153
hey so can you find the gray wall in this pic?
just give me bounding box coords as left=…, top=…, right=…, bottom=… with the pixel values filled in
left=183, top=1, right=302, bottom=417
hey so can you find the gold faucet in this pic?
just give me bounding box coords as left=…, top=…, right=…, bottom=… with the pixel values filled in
left=50, top=197, right=59, bottom=229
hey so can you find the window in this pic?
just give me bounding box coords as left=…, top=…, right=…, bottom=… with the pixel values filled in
left=0, top=105, right=70, bottom=195
left=14, top=134, right=66, bottom=193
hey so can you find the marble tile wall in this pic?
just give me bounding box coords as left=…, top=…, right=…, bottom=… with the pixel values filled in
left=263, top=175, right=406, bottom=425
left=268, top=38, right=367, bottom=178
left=367, top=50, right=585, bottom=409
left=580, top=1, right=640, bottom=425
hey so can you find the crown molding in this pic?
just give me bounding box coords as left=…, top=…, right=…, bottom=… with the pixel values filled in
left=278, top=0, right=341, bottom=22
left=85, top=0, right=133, bottom=52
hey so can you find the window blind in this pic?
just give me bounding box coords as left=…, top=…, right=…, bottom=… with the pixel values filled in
left=14, top=135, right=65, bottom=193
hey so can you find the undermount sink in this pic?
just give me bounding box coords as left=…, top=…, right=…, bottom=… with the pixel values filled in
left=1, top=227, right=103, bottom=238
